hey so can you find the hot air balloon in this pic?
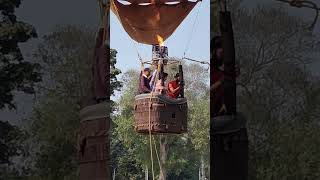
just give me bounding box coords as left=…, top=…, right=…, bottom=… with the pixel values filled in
left=111, top=0, right=201, bottom=134
left=111, top=0, right=201, bottom=44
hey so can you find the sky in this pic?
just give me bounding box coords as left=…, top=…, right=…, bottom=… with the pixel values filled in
left=110, top=1, right=210, bottom=100
left=1, top=0, right=100, bottom=125
left=109, top=0, right=320, bottom=100
left=110, top=0, right=211, bottom=73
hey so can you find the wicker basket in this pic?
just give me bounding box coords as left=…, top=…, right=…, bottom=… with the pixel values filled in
left=134, top=93, right=188, bottom=134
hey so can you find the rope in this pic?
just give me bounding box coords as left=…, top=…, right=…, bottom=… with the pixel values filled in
left=183, top=57, right=210, bottom=66
left=147, top=59, right=169, bottom=180
left=113, top=2, right=155, bottom=175
left=139, top=42, right=150, bottom=62
left=132, top=41, right=144, bottom=64
left=183, top=0, right=202, bottom=57
left=147, top=61, right=161, bottom=180
left=148, top=103, right=155, bottom=180
left=153, top=136, right=165, bottom=179
left=124, top=30, right=146, bottom=71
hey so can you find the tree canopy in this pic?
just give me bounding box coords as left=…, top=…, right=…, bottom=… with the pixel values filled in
left=0, top=0, right=41, bottom=109
left=0, top=1, right=41, bottom=179
left=26, top=25, right=121, bottom=179
left=111, top=62, right=210, bottom=179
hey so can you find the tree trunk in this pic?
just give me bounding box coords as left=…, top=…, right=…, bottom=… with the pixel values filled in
left=145, top=165, right=148, bottom=180
left=158, top=135, right=168, bottom=180
left=201, top=156, right=205, bottom=180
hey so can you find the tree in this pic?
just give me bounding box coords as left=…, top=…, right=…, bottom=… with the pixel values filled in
left=0, top=121, right=27, bottom=180
left=228, top=1, right=320, bottom=179
left=0, top=0, right=41, bottom=178
left=27, top=25, right=121, bottom=179
left=0, top=121, right=25, bottom=164
left=112, top=62, right=210, bottom=179
left=0, top=0, right=41, bottom=109
left=111, top=69, right=148, bottom=179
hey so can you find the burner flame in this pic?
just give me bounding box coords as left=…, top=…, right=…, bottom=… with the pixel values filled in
left=156, top=34, right=164, bottom=46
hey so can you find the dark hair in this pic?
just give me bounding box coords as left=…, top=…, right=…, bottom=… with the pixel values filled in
left=211, top=36, right=223, bottom=68
left=211, top=36, right=222, bottom=50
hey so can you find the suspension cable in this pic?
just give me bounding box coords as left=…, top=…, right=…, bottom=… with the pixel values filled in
left=183, top=0, right=202, bottom=57
left=183, top=57, right=210, bottom=66
left=148, top=106, right=155, bottom=180
left=168, top=57, right=210, bottom=66
left=147, top=60, right=163, bottom=180
left=153, top=136, right=164, bottom=180
left=132, top=41, right=144, bottom=64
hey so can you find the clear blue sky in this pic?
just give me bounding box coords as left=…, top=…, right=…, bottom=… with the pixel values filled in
left=110, top=1, right=210, bottom=73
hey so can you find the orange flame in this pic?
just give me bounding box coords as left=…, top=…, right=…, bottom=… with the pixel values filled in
left=156, top=34, right=164, bottom=46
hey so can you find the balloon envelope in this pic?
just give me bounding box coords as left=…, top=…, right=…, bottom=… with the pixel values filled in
left=111, top=0, right=199, bottom=45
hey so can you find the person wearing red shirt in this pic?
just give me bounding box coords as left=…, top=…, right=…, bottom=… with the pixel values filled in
left=211, top=36, right=239, bottom=116
left=212, top=66, right=226, bottom=116
left=211, top=36, right=226, bottom=116
left=167, top=73, right=181, bottom=99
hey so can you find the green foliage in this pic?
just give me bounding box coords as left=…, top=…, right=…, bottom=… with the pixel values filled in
left=229, top=1, right=320, bottom=179
left=0, top=0, right=41, bottom=178
left=30, top=96, right=79, bottom=179
left=111, top=130, right=145, bottom=179
left=112, top=62, right=210, bottom=179
left=189, top=99, right=210, bottom=153
left=0, top=0, right=40, bottom=109
left=27, top=25, right=122, bottom=179
left=164, top=137, right=201, bottom=179
left=0, top=121, right=32, bottom=180
left=111, top=70, right=148, bottom=179
left=0, top=121, right=26, bottom=165
left=110, top=49, right=122, bottom=95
